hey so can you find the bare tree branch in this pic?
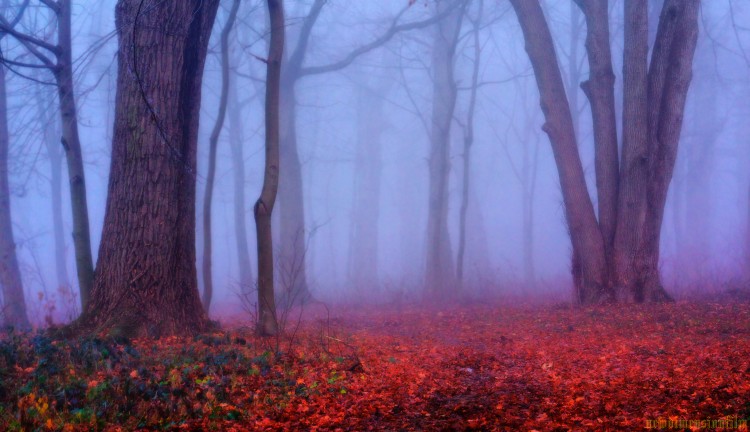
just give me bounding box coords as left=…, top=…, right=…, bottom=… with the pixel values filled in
left=299, top=0, right=467, bottom=77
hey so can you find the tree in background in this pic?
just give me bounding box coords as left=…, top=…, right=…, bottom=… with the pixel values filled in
left=73, top=0, right=219, bottom=336
left=425, top=0, right=467, bottom=297
left=276, top=0, right=463, bottom=303
left=347, top=67, right=393, bottom=294
left=0, top=2, right=29, bottom=328
left=202, top=0, right=241, bottom=313
left=34, top=85, right=70, bottom=295
left=456, top=0, right=482, bottom=287
left=510, top=0, right=699, bottom=303
left=0, top=0, right=95, bottom=310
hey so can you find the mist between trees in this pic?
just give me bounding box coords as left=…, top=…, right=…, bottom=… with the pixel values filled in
left=0, top=0, right=748, bottom=334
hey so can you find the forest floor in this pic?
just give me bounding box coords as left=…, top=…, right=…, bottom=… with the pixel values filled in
left=1, top=299, right=749, bottom=431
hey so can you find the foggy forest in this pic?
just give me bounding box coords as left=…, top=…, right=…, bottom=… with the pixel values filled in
left=0, top=0, right=749, bottom=429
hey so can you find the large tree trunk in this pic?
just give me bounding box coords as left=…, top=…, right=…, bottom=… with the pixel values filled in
left=0, top=62, right=29, bottom=329
left=255, top=0, right=284, bottom=337
left=613, top=0, right=650, bottom=301
left=202, top=0, right=240, bottom=313
left=425, top=0, right=464, bottom=297
left=513, top=0, right=698, bottom=304
left=637, top=0, right=699, bottom=302
left=74, top=0, right=219, bottom=337
left=56, top=0, right=95, bottom=311
left=509, top=0, right=609, bottom=304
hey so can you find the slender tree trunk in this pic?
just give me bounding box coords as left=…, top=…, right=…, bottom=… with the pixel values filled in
left=255, top=0, right=284, bottom=337
left=521, top=133, right=540, bottom=287
left=202, top=0, right=240, bottom=313
left=457, top=0, right=482, bottom=285
left=576, top=0, right=619, bottom=284
left=514, top=79, right=541, bottom=288
left=36, top=86, right=70, bottom=290
left=277, top=74, right=311, bottom=304
left=56, top=0, right=94, bottom=311
left=0, top=62, right=29, bottom=329
left=425, top=0, right=464, bottom=297
left=228, top=82, right=254, bottom=295
left=75, top=0, right=219, bottom=337
left=509, top=0, right=609, bottom=304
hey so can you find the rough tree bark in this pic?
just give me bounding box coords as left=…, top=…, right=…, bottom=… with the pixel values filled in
left=509, top=0, right=609, bottom=304
left=637, top=0, right=699, bottom=302
left=0, top=58, right=29, bottom=329
left=510, top=0, right=699, bottom=304
left=73, top=0, right=219, bottom=336
left=202, top=0, right=240, bottom=313
left=612, top=0, right=650, bottom=301
left=255, top=0, right=284, bottom=337
left=577, top=0, right=619, bottom=285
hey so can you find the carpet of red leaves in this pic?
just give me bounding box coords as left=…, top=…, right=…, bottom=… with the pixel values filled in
left=2, top=301, right=749, bottom=430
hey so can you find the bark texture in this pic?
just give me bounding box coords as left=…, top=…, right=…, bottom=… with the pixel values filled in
left=637, top=0, right=699, bottom=302
left=511, top=0, right=699, bottom=304
left=510, top=0, right=608, bottom=304
left=612, top=0, right=650, bottom=301
left=76, top=0, right=219, bottom=336
left=577, top=0, right=619, bottom=280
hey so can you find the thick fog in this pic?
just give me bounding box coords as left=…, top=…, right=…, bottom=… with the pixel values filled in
left=2, top=0, right=749, bottom=324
